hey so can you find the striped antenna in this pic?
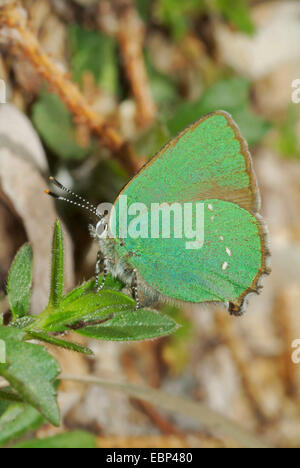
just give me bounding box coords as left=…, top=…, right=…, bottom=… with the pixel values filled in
left=45, top=177, right=101, bottom=219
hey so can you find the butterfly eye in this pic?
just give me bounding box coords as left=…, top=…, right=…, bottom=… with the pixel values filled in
left=96, top=219, right=108, bottom=239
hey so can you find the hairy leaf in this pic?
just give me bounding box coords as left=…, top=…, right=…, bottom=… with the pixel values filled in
left=61, top=275, right=123, bottom=308
left=35, top=291, right=135, bottom=333
left=49, top=220, right=64, bottom=309
left=7, top=244, right=33, bottom=319
left=13, top=430, right=97, bottom=449
left=26, top=331, right=94, bottom=356
left=0, top=403, right=44, bottom=447
left=76, top=308, right=180, bottom=341
left=0, top=326, right=60, bottom=426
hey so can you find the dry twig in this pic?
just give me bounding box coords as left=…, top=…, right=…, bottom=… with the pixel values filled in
left=273, top=290, right=299, bottom=398
left=122, top=349, right=183, bottom=436
left=214, top=308, right=269, bottom=426
left=117, top=1, right=156, bottom=128
left=99, top=0, right=156, bottom=128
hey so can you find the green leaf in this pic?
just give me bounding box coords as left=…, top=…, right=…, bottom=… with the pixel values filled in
left=155, top=0, right=205, bottom=39
left=26, top=331, right=94, bottom=356
left=0, top=399, right=10, bottom=417
left=61, top=275, right=124, bottom=308
left=32, top=91, right=90, bottom=160
left=0, top=403, right=44, bottom=447
left=60, top=279, right=97, bottom=307
left=0, top=326, right=24, bottom=342
left=0, top=326, right=60, bottom=426
left=76, top=308, right=180, bottom=341
left=276, top=105, right=300, bottom=159
left=10, top=316, right=36, bottom=329
left=7, top=244, right=33, bottom=319
left=216, top=0, right=255, bottom=35
left=233, top=106, right=271, bottom=148
left=134, top=120, right=171, bottom=160
left=167, top=78, right=271, bottom=146
left=13, top=430, right=97, bottom=449
left=99, top=274, right=124, bottom=292
left=49, top=220, right=64, bottom=309
left=146, top=54, right=178, bottom=107
left=0, top=388, right=24, bottom=403
left=136, top=0, right=153, bottom=21
left=68, top=24, right=119, bottom=96
left=161, top=305, right=193, bottom=374
left=196, top=77, right=250, bottom=112
left=35, top=291, right=135, bottom=333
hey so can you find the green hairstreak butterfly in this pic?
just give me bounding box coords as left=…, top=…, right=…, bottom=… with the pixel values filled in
left=47, top=110, right=270, bottom=316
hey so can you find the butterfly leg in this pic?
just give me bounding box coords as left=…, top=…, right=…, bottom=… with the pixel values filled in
left=66, top=254, right=114, bottom=330
left=96, top=251, right=108, bottom=292
left=66, top=253, right=112, bottom=330
left=132, top=269, right=141, bottom=310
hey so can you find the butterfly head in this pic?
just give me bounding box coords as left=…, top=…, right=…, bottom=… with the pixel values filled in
left=95, top=216, right=109, bottom=239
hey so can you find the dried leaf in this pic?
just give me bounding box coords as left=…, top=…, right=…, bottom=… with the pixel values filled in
left=0, top=104, right=74, bottom=313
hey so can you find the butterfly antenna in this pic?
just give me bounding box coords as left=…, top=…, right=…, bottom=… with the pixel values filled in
left=49, top=177, right=98, bottom=212
left=45, top=177, right=101, bottom=220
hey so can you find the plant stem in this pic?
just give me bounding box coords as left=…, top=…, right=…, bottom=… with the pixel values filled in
left=60, top=373, right=270, bottom=448
left=116, top=0, right=157, bottom=128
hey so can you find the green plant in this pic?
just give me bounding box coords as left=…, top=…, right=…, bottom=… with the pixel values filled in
left=276, top=105, right=300, bottom=159
left=215, top=0, right=255, bottom=35
left=154, top=0, right=255, bottom=40
left=32, top=91, right=91, bottom=161
left=12, top=431, right=97, bottom=449
left=0, top=220, right=179, bottom=441
left=167, top=77, right=271, bottom=147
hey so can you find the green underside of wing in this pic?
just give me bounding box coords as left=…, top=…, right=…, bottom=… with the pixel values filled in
left=112, top=199, right=263, bottom=304
left=117, top=112, right=257, bottom=212
left=109, top=112, right=265, bottom=304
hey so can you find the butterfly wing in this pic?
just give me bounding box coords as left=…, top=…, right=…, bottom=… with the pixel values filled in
left=111, top=111, right=269, bottom=311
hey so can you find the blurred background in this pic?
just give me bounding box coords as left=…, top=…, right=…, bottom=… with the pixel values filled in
left=0, top=0, right=300, bottom=448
